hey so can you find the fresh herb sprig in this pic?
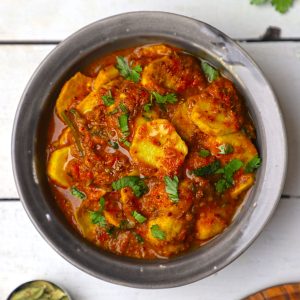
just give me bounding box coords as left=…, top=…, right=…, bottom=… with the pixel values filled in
left=152, top=92, right=178, bottom=105
left=164, top=176, right=179, bottom=203
left=116, top=56, right=142, bottom=83
left=192, top=160, right=221, bottom=177
left=245, top=155, right=262, bottom=173
left=101, top=90, right=114, bottom=106
left=132, top=211, right=147, bottom=223
left=112, top=176, right=148, bottom=197
left=250, top=0, right=293, bottom=14
left=151, top=224, right=166, bottom=240
left=70, top=186, right=86, bottom=200
left=201, top=61, right=219, bottom=82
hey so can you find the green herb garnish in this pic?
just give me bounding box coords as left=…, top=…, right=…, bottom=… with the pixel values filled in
left=143, top=103, right=152, bottom=112
left=119, top=102, right=128, bottom=113
left=151, top=224, right=166, bottom=240
left=164, top=176, right=179, bottom=203
left=70, top=186, right=86, bottom=200
left=90, top=211, right=107, bottom=226
left=152, top=92, right=178, bottom=105
left=116, top=56, right=142, bottom=83
left=201, top=61, right=219, bottom=82
left=108, top=140, right=119, bottom=149
left=108, top=108, right=119, bottom=115
left=192, top=160, right=221, bottom=177
left=118, top=114, right=129, bottom=133
left=133, top=232, right=144, bottom=243
left=218, top=143, right=234, bottom=155
left=245, top=155, right=262, bottom=173
left=132, top=211, right=147, bottom=223
left=199, top=149, right=211, bottom=157
left=112, top=176, right=148, bottom=197
left=250, top=0, right=293, bottom=13
left=99, top=197, right=105, bottom=212
left=215, top=159, right=244, bottom=193
left=119, top=136, right=131, bottom=147
left=101, top=90, right=114, bottom=106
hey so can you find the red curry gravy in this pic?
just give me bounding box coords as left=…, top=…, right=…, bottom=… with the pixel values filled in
left=47, top=44, right=260, bottom=259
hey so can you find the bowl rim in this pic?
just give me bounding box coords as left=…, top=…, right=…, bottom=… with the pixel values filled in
left=11, top=11, right=287, bottom=288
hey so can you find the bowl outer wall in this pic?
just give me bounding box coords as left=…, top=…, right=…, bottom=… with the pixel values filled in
left=11, top=12, right=287, bottom=288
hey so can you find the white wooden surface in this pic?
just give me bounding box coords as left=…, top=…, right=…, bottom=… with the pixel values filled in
left=1, top=1, right=300, bottom=299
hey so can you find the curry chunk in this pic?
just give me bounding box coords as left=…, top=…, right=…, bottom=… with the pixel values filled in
left=47, top=146, right=71, bottom=188
left=130, top=119, right=188, bottom=176
left=195, top=209, right=227, bottom=240
left=141, top=54, right=206, bottom=94
left=230, top=173, right=254, bottom=198
left=93, top=65, right=119, bottom=90
left=56, top=72, right=92, bottom=119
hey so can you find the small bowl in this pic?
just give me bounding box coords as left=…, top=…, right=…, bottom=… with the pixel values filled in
left=7, top=280, right=71, bottom=300
left=12, top=12, right=287, bottom=288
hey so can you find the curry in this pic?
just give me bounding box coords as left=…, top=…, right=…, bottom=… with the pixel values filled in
left=47, top=44, right=261, bottom=259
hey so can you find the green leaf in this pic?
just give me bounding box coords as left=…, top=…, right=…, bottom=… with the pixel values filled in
left=251, top=0, right=268, bottom=4
left=101, top=90, right=114, bottom=106
left=143, top=103, right=152, bottom=112
left=152, top=92, right=178, bottom=105
left=271, top=0, right=293, bottom=13
left=118, top=114, right=129, bottom=133
left=215, top=179, right=231, bottom=194
left=119, top=136, right=131, bottom=147
left=99, top=197, right=105, bottom=212
left=133, top=232, right=144, bottom=243
left=192, top=160, right=221, bottom=177
left=132, top=211, right=147, bottom=223
left=70, top=186, right=86, bottom=200
left=245, top=155, right=262, bottom=173
left=199, top=149, right=211, bottom=157
left=217, top=143, right=234, bottom=155
left=112, top=176, right=149, bottom=197
left=164, top=176, right=179, bottom=203
left=108, top=140, right=119, bottom=149
left=89, top=211, right=106, bottom=226
left=116, top=56, right=142, bottom=83
left=201, top=61, right=219, bottom=82
left=151, top=224, right=166, bottom=240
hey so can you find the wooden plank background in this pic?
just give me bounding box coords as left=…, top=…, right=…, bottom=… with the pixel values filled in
left=1, top=1, right=300, bottom=299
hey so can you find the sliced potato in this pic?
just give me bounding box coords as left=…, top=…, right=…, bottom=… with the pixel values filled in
left=146, top=216, right=185, bottom=245
left=230, top=173, right=254, bottom=198
left=130, top=119, right=188, bottom=175
left=191, top=93, right=239, bottom=136
left=56, top=72, right=92, bottom=119
left=93, top=65, right=119, bottom=90
left=75, top=206, right=96, bottom=239
left=47, top=146, right=71, bottom=188
left=76, top=90, right=100, bottom=114
left=195, top=210, right=226, bottom=240
left=103, top=210, right=120, bottom=227
left=208, top=131, right=257, bottom=164
left=134, top=110, right=160, bottom=128
left=58, top=127, right=71, bottom=146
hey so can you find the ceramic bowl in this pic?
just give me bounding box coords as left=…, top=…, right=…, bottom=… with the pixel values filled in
left=12, top=12, right=287, bottom=288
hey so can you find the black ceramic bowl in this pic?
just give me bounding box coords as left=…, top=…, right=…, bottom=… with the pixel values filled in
left=12, top=12, right=287, bottom=288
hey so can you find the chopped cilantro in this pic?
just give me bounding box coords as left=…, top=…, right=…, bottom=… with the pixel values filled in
left=218, top=143, right=234, bottom=155
left=245, top=155, right=262, bottom=173
left=201, top=61, right=219, bottom=82
left=152, top=92, right=178, bottom=105
left=70, top=186, right=86, bottom=200
left=89, top=211, right=106, bottom=227
left=101, top=90, right=114, bottom=106
left=116, top=56, right=142, bottom=83
left=151, top=224, right=166, bottom=240
left=133, top=232, right=144, bottom=243
left=112, top=176, right=148, bottom=197
left=132, top=211, right=147, bottom=223
left=119, top=102, right=128, bottom=113
left=143, top=103, right=152, bottom=112
left=192, top=160, right=221, bottom=177
left=108, top=140, right=119, bottom=149
left=199, top=149, right=211, bottom=157
left=250, top=0, right=293, bottom=13
left=99, top=197, right=105, bottom=212
left=119, top=137, right=131, bottom=147
left=164, top=176, right=179, bottom=203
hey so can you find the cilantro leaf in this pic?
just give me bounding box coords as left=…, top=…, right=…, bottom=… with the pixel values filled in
left=133, top=232, right=144, bottom=243
left=112, top=176, right=148, bottom=197
left=89, top=211, right=106, bottom=227
left=192, top=160, right=221, bottom=177
left=215, top=179, right=231, bottom=194
left=118, top=114, right=129, bottom=133
left=70, top=186, right=86, bottom=200
left=271, top=0, right=293, bottom=14
left=151, top=224, right=166, bottom=240
left=108, top=140, right=119, bottom=149
left=101, top=90, right=114, bottom=106
left=251, top=0, right=267, bottom=4
left=119, top=102, right=128, bottom=113
left=201, top=61, right=219, bottom=82
left=143, top=103, right=152, bottom=112
left=116, top=56, right=142, bottom=83
left=199, top=149, right=211, bottom=158
left=245, top=155, right=262, bottom=173
left=132, top=211, right=147, bottom=223
left=218, top=143, right=234, bottom=155
left=152, top=92, right=178, bottom=105
left=99, top=197, right=105, bottom=212
left=164, top=176, right=179, bottom=203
